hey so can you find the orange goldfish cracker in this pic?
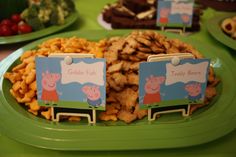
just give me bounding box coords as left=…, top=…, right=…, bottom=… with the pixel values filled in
left=12, top=62, right=27, bottom=72
left=28, top=109, right=38, bottom=116
left=41, top=108, right=52, bottom=120
left=26, top=99, right=40, bottom=111
left=25, top=62, right=35, bottom=74
left=99, top=112, right=117, bottom=121
left=25, top=70, right=36, bottom=84
left=18, top=97, right=31, bottom=103
left=23, top=56, right=35, bottom=64
left=94, top=51, right=103, bottom=58
left=68, top=116, right=81, bottom=122
left=4, top=72, right=22, bottom=83
left=12, top=81, right=21, bottom=92
left=29, top=81, right=37, bottom=91
left=25, top=90, right=35, bottom=99
left=20, top=51, right=34, bottom=61
left=10, top=89, right=23, bottom=100
left=18, top=90, right=35, bottom=103
left=64, top=47, right=77, bottom=53
left=37, top=48, right=51, bottom=56
left=117, top=110, right=137, bottom=123
left=18, top=69, right=25, bottom=75
left=19, top=80, right=28, bottom=94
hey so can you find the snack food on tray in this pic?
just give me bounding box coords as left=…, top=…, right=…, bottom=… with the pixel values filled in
left=4, top=30, right=219, bottom=123
left=102, top=0, right=203, bottom=31
left=221, top=16, right=236, bottom=40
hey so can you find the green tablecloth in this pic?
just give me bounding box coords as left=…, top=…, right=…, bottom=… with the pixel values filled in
left=0, top=0, right=236, bottom=156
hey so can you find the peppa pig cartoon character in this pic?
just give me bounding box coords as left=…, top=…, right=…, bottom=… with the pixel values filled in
left=159, top=8, right=170, bottom=24
left=82, top=85, right=102, bottom=108
left=181, top=14, right=190, bottom=26
left=143, top=75, right=165, bottom=105
left=185, top=83, right=202, bottom=103
left=41, top=71, right=61, bottom=103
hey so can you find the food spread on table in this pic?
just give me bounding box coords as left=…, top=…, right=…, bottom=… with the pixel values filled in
left=3, top=30, right=219, bottom=123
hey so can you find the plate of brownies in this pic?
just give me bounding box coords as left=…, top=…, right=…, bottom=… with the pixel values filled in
left=99, top=0, right=203, bottom=31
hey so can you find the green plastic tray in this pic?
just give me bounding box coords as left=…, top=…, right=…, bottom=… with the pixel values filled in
left=0, top=11, right=78, bottom=45
left=207, top=13, right=236, bottom=50
left=0, top=30, right=236, bottom=151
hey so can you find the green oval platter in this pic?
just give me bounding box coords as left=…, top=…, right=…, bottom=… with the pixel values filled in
left=0, top=30, right=236, bottom=151
left=0, top=11, right=78, bottom=45
left=207, top=13, right=236, bottom=50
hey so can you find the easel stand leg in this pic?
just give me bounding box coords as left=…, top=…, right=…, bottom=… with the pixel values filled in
left=161, top=26, right=165, bottom=32
left=147, top=105, right=191, bottom=122
left=51, top=107, right=97, bottom=125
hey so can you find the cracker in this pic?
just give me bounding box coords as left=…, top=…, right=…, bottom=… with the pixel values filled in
left=68, top=116, right=81, bottom=122
left=106, top=104, right=119, bottom=115
left=127, top=73, right=139, bottom=85
left=107, top=61, right=123, bottom=73
left=117, top=110, right=137, bottom=123
left=134, top=104, right=148, bottom=119
left=99, top=112, right=118, bottom=121
left=104, top=51, right=118, bottom=64
left=115, top=88, right=138, bottom=110
left=111, top=72, right=127, bottom=88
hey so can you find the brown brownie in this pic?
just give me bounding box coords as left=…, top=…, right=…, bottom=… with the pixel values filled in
left=102, top=0, right=202, bottom=32
left=111, top=6, right=135, bottom=18
left=102, top=5, right=113, bottom=23
left=123, top=0, right=152, bottom=14
left=111, top=16, right=156, bottom=29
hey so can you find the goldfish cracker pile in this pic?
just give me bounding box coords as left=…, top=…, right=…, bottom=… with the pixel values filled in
left=4, top=37, right=106, bottom=120
left=4, top=30, right=220, bottom=124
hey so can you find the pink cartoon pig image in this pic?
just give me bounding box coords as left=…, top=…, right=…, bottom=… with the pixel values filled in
left=82, top=85, right=102, bottom=108
left=181, top=14, right=190, bottom=25
left=159, top=8, right=170, bottom=24
left=41, top=71, right=61, bottom=102
left=143, top=75, right=165, bottom=105
left=185, top=83, right=202, bottom=103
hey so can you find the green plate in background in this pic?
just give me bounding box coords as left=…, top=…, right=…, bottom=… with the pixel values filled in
left=0, top=11, right=78, bottom=45
left=207, top=13, right=236, bottom=50
left=0, top=30, right=236, bottom=151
